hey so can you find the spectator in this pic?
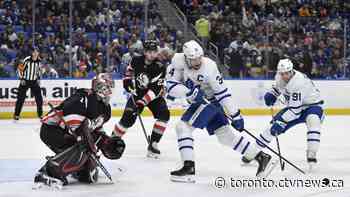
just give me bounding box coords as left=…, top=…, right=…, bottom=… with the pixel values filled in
left=195, top=15, right=210, bottom=49
left=299, top=5, right=312, bottom=17
left=1, top=0, right=348, bottom=79
left=41, top=64, right=59, bottom=79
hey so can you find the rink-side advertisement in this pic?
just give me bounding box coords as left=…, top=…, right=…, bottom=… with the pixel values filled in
left=0, top=79, right=349, bottom=118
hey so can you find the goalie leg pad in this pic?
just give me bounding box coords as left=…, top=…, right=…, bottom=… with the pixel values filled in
left=75, top=158, right=98, bottom=183
left=45, top=143, right=90, bottom=181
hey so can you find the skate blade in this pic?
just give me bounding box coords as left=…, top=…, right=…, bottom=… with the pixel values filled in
left=241, top=161, right=258, bottom=167
left=170, top=175, right=195, bottom=183
left=257, top=159, right=278, bottom=178
left=32, top=182, right=44, bottom=190
left=32, top=182, right=63, bottom=190
left=147, top=151, right=160, bottom=159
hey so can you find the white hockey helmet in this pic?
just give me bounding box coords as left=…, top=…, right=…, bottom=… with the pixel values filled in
left=183, top=40, right=204, bottom=60
left=183, top=40, right=204, bottom=69
left=277, top=59, right=293, bottom=73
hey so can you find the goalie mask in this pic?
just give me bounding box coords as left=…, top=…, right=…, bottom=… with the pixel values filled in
left=92, top=73, right=115, bottom=104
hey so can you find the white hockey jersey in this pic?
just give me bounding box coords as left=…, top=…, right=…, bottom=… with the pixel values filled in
left=272, top=70, right=323, bottom=122
left=166, top=53, right=239, bottom=116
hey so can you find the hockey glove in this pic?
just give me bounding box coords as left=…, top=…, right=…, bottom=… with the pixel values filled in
left=264, top=85, right=280, bottom=106
left=264, top=92, right=277, bottom=106
left=135, top=99, right=146, bottom=114
left=186, top=86, right=204, bottom=104
left=231, top=110, right=244, bottom=132
left=97, top=134, right=125, bottom=160
left=270, top=120, right=287, bottom=136
left=123, top=79, right=135, bottom=94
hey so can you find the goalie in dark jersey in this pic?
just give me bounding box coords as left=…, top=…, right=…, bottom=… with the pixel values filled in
left=34, top=73, right=125, bottom=188
left=112, top=40, right=170, bottom=158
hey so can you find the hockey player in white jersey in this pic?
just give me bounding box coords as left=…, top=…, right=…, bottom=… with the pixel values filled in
left=166, top=40, right=277, bottom=182
left=245, top=59, right=324, bottom=171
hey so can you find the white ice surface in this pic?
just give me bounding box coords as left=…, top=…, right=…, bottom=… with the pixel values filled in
left=0, top=116, right=350, bottom=197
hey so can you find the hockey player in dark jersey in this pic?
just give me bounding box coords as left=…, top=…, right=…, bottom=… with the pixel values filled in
left=33, top=73, right=125, bottom=188
left=112, top=40, right=170, bottom=158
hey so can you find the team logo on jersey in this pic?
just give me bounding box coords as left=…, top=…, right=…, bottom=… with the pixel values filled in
left=136, top=73, right=149, bottom=89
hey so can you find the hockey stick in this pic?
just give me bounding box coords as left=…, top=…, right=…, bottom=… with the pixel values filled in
left=200, top=98, right=304, bottom=174
left=47, top=102, right=113, bottom=182
left=270, top=107, right=285, bottom=171
left=224, top=114, right=305, bottom=175
left=270, top=98, right=324, bottom=171
left=89, top=152, right=113, bottom=181
left=129, top=94, right=151, bottom=145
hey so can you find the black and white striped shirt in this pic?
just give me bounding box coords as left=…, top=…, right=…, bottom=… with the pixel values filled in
left=18, top=56, right=42, bottom=81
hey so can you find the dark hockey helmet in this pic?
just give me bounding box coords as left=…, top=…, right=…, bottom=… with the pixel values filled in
left=91, top=73, right=115, bottom=104
left=143, top=39, right=158, bottom=52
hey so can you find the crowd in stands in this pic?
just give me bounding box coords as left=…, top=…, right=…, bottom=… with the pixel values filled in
left=0, top=0, right=181, bottom=78
left=0, top=0, right=350, bottom=79
left=173, top=0, right=350, bottom=79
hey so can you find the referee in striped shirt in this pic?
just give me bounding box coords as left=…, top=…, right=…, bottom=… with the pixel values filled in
left=14, top=47, right=43, bottom=120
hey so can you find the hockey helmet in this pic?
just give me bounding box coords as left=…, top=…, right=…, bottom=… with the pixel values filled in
left=277, top=59, right=294, bottom=82
left=183, top=40, right=204, bottom=69
left=277, top=59, right=294, bottom=73
left=143, top=40, right=159, bottom=62
left=143, top=39, right=158, bottom=52
left=91, top=73, right=115, bottom=104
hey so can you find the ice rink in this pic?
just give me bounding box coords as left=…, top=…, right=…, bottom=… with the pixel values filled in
left=0, top=115, right=349, bottom=197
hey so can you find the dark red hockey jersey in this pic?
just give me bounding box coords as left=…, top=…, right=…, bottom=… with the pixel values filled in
left=42, top=88, right=111, bottom=132
left=123, top=55, right=166, bottom=104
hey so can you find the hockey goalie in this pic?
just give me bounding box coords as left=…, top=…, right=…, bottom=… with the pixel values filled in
left=33, top=73, right=125, bottom=189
